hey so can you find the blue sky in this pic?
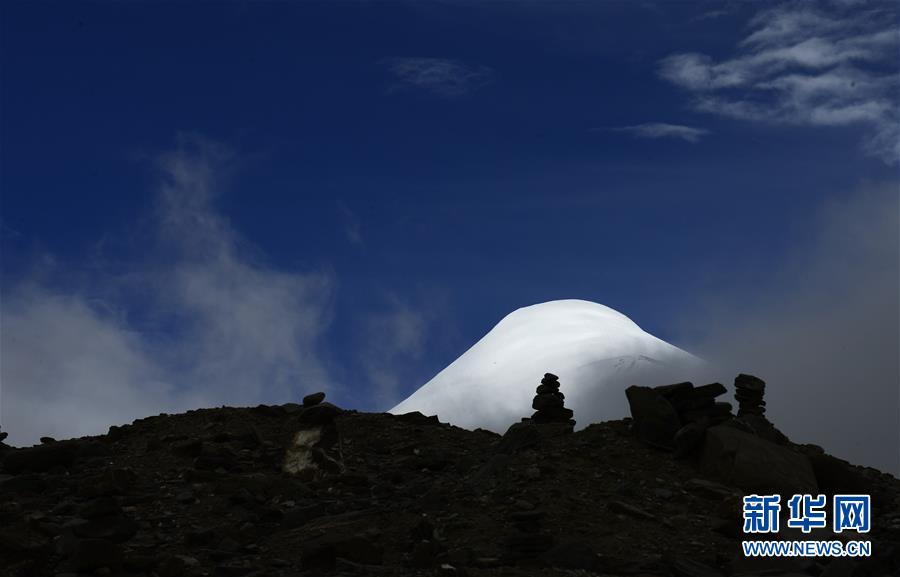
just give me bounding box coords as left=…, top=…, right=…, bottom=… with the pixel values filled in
left=1, top=1, right=898, bottom=469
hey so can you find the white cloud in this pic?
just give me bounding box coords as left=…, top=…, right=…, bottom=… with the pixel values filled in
left=0, top=134, right=337, bottom=445
left=384, top=57, right=494, bottom=97
left=613, top=122, right=710, bottom=143
left=659, top=1, right=900, bottom=163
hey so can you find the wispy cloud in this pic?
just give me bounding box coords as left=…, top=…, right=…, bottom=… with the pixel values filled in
left=384, top=57, right=494, bottom=97
left=1, top=134, right=337, bottom=445
left=612, top=122, right=710, bottom=143
left=337, top=200, right=364, bottom=247
left=659, top=1, right=900, bottom=163
left=357, top=295, right=428, bottom=407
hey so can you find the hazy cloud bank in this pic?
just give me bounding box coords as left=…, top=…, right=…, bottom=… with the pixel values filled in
left=680, top=182, right=899, bottom=475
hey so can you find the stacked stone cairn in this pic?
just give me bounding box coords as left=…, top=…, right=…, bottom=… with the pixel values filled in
left=734, top=373, right=766, bottom=416
left=530, top=373, right=575, bottom=427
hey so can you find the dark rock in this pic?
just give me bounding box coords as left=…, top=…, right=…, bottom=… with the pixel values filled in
left=625, top=385, right=681, bottom=449
left=530, top=406, right=574, bottom=423
left=806, top=452, right=870, bottom=496
left=39, top=436, right=57, bottom=444
left=608, top=499, right=656, bottom=520
left=158, top=555, right=187, bottom=577
left=394, top=411, right=441, bottom=426
left=674, top=420, right=709, bottom=457
left=670, top=556, right=725, bottom=577
left=700, top=425, right=817, bottom=495
left=184, top=527, right=218, bottom=546
left=58, top=538, right=123, bottom=572
left=0, top=524, right=50, bottom=556
left=735, top=373, right=765, bottom=390
left=684, top=478, right=737, bottom=499
left=194, top=445, right=238, bottom=471
left=215, top=564, right=254, bottom=576
left=409, top=516, right=436, bottom=541
left=733, top=414, right=789, bottom=444
left=281, top=503, right=328, bottom=529
left=541, top=540, right=601, bottom=571
left=80, top=467, right=138, bottom=497
left=297, top=402, right=344, bottom=426
left=0, top=473, right=48, bottom=494
left=106, top=425, right=126, bottom=442
left=300, top=532, right=383, bottom=569
left=531, top=393, right=564, bottom=411
left=172, top=439, right=203, bottom=459
left=72, top=515, right=139, bottom=542
left=79, top=497, right=122, bottom=519
left=504, top=530, right=553, bottom=555
left=303, top=391, right=327, bottom=407
left=653, top=382, right=694, bottom=399
left=2, top=441, right=79, bottom=473
left=535, top=383, right=559, bottom=395
left=819, top=558, right=859, bottom=577
left=410, top=539, right=441, bottom=569
left=495, top=422, right=542, bottom=454
left=690, top=382, right=728, bottom=398
left=509, top=510, right=545, bottom=532
left=530, top=373, right=575, bottom=425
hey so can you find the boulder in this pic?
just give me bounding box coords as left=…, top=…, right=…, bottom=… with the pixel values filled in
left=625, top=385, right=681, bottom=450
left=700, top=425, right=817, bottom=495
left=302, top=391, right=326, bottom=407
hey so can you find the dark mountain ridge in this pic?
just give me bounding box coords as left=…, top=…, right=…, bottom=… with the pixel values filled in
left=1, top=375, right=898, bottom=577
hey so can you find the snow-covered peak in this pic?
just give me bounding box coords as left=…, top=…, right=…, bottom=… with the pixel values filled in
left=389, top=299, right=703, bottom=432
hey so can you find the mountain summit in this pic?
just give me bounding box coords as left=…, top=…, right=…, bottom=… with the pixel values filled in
left=390, top=299, right=703, bottom=432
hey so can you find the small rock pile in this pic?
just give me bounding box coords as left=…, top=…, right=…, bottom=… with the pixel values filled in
left=625, top=381, right=733, bottom=453
left=653, top=381, right=732, bottom=424
left=734, top=373, right=766, bottom=416
left=529, top=373, right=575, bottom=427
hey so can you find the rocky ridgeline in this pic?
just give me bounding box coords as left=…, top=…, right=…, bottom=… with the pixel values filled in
left=1, top=382, right=899, bottom=577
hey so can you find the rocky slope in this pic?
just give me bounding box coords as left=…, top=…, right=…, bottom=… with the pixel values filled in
left=1, top=380, right=898, bottom=577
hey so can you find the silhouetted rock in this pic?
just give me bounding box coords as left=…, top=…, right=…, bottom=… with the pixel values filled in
left=734, top=373, right=767, bottom=416
left=302, top=391, right=326, bottom=407
left=625, top=385, right=681, bottom=449
left=700, top=424, right=818, bottom=495
left=2, top=440, right=79, bottom=473
left=526, top=373, right=576, bottom=428
left=0, top=376, right=895, bottom=577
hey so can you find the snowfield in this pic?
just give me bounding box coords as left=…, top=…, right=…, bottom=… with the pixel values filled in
left=390, top=299, right=705, bottom=432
